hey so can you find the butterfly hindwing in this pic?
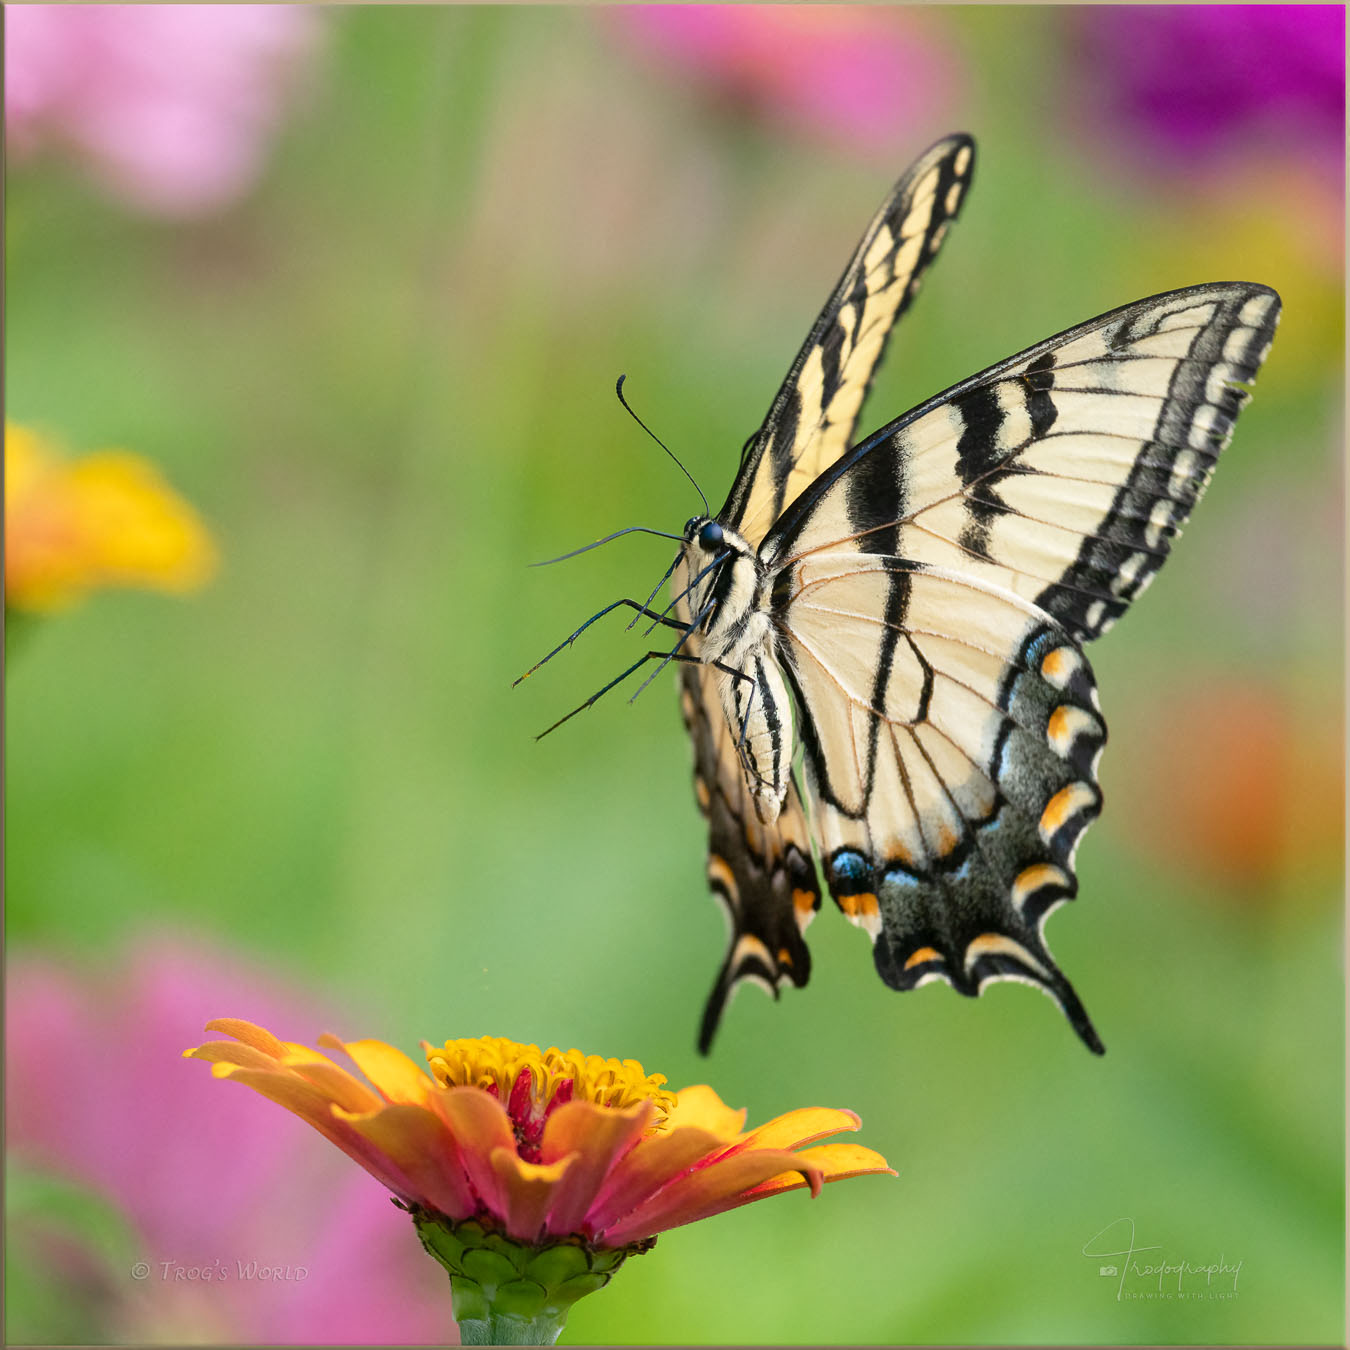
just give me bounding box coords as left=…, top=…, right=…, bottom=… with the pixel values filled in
left=776, top=556, right=1106, bottom=1050
left=678, top=662, right=821, bottom=1054
left=725, top=133, right=976, bottom=549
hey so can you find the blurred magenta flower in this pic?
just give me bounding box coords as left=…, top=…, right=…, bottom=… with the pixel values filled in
left=611, top=5, right=961, bottom=155
left=1070, top=5, right=1345, bottom=169
left=5, top=5, right=321, bottom=218
left=7, top=937, right=446, bottom=1344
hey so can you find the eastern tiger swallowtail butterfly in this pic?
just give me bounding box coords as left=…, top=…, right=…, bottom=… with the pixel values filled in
left=525, top=133, right=1279, bottom=1056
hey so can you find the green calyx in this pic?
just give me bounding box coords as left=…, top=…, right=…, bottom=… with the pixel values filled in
left=412, top=1210, right=655, bottom=1346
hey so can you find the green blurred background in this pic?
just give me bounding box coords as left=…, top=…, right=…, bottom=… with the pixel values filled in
left=7, top=6, right=1343, bottom=1345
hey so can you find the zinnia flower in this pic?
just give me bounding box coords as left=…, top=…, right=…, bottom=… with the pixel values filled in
left=5, top=422, right=217, bottom=612
left=187, top=1022, right=894, bottom=1345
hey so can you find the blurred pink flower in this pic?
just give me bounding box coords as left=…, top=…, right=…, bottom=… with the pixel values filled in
left=5, top=5, right=321, bottom=218
left=7, top=936, right=447, bottom=1344
left=611, top=5, right=962, bottom=155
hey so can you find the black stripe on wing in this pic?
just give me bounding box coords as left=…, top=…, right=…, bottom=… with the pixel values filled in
left=724, top=133, right=976, bottom=548
left=765, top=283, right=1281, bottom=647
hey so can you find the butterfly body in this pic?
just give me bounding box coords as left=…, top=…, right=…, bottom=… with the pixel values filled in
left=674, top=515, right=794, bottom=824
left=531, top=133, right=1279, bottom=1057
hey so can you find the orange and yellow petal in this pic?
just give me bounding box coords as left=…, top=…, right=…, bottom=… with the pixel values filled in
left=663, top=1083, right=747, bottom=1139
left=734, top=1105, right=862, bottom=1153
left=583, top=1124, right=727, bottom=1235
left=192, top=1062, right=367, bottom=1155
left=320, top=1034, right=437, bottom=1106
left=598, top=1147, right=827, bottom=1247
left=539, top=1098, right=655, bottom=1237
left=201, top=1017, right=289, bottom=1059
left=741, top=1142, right=897, bottom=1201
left=489, top=1148, right=576, bottom=1242
left=333, top=1102, right=476, bottom=1217
left=192, top=1025, right=384, bottom=1119
left=435, top=1084, right=519, bottom=1219
left=281, top=1056, right=382, bottom=1116
left=188, top=1038, right=298, bottom=1076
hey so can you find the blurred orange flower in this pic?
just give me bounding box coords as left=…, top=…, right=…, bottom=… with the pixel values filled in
left=1114, top=677, right=1343, bottom=895
left=5, top=422, right=217, bottom=612
left=188, top=1022, right=893, bottom=1342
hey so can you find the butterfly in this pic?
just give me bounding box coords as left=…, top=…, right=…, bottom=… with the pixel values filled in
left=525, top=133, right=1280, bottom=1056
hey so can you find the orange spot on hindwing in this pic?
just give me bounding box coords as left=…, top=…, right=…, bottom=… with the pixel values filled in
left=903, top=946, right=942, bottom=970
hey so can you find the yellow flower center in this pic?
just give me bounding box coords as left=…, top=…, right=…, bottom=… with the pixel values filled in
left=425, top=1037, right=675, bottom=1162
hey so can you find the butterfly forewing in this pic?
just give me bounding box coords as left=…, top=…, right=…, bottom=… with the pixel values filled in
left=725, top=133, right=976, bottom=549
left=767, top=283, right=1282, bottom=639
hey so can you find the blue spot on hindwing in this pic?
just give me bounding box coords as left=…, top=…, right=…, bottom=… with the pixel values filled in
left=829, top=849, right=870, bottom=891
left=880, top=864, right=922, bottom=892
left=1022, top=626, right=1058, bottom=669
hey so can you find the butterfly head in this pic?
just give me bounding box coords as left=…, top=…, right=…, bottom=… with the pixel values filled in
left=684, top=517, right=725, bottom=552
left=676, top=516, right=763, bottom=660
left=681, top=516, right=750, bottom=576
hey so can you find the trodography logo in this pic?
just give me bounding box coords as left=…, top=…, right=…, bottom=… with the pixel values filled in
left=1083, top=1218, right=1242, bottom=1303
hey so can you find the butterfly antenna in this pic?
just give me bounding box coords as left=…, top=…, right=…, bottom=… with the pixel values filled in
left=532, top=625, right=705, bottom=743
left=531, top=525, right=684, bottom=567
left=616, top=374, right=710, bottom=517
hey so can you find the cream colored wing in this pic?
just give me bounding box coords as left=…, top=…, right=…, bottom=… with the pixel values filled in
left=777, top=558, right=1106, bottom=1050
left=723, top=134, right=975, bottom=549
left=768, top=283, right=1281, bottom=644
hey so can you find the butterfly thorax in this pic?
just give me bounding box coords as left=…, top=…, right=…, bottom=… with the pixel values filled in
left=674, top=517, right=793, bottom=825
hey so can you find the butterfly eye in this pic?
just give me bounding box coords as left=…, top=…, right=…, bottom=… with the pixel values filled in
left=684, top=517, right=700, bottom=535
left=698, top=521, right=724, bottom=550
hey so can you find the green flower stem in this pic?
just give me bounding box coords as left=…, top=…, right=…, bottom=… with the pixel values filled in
left=412, top=1211, right=651, bottom=1347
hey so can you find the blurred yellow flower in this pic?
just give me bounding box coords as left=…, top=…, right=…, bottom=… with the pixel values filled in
left=5, top=422, right=217, bottom=612
left=188, top=1021, right=893, bottom=1344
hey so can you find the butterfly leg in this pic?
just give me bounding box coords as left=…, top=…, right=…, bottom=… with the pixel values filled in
left=535, top=649, right=705, bottom=741
left=514, top=599, right=690, bottom=687
left=626, top=591, right=723, bottom=704
left=642, top=551, right=731, bottom=636
left=625, top=550, right=682, bottom=632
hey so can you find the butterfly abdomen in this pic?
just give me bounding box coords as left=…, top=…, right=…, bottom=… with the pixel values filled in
left=714, top=648, right=793, bottom=824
